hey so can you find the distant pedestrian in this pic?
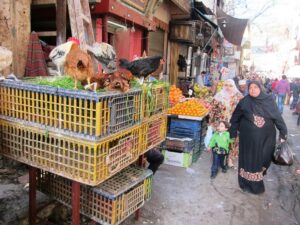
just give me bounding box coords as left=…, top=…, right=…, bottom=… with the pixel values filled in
left=208, top=121, right=231, bottom=179
left=271, top=78, right=279, bottom=100
left=290, top=79, right=300, bottom=110
left=230, top=81, right=287, bottom=194
left=195, top=71, right=205, bottom=87
left=276, top=75, right=290, bottom=114
left=238, top=80, right=248, bottom=96
left=264, top=78, right=272, bottom=94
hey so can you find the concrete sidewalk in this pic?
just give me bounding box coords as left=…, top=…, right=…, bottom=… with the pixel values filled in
left=123, top=107, right=300, bottom=225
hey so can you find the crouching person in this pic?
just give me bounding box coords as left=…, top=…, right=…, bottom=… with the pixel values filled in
left=145, top=148, right=164, bottom=174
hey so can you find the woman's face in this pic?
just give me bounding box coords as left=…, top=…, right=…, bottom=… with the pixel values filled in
left=249, top=83, right=261, bottom=97
left=224, top=81, right=234, bottom=93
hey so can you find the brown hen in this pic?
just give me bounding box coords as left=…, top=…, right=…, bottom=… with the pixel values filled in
left=82, top=71, right=133, bottom=92
left=64, top=44, right=94, bottom=89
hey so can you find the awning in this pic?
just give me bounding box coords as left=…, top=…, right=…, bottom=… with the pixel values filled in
left=192, top=7, right=218, bottom=29
left=216, top=7, right=248, bottom=46
left=194, top=1, right=214, bottom=15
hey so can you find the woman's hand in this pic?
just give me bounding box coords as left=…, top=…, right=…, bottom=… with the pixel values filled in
left=280, top=138, right=286, bottom=143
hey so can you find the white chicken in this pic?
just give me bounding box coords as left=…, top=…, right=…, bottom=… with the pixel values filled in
left=49, top=41, right=75, bottom=76
left=86, top=42, right=117, bottom=74
left=0, top=46, right=13, bottom=75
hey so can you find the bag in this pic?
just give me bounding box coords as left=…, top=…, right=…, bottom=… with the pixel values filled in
left=273, top=141, right=294, bottom=166
left=204, top=125, right=213, bottom=148
left=212, top=147, right=227, bottom=155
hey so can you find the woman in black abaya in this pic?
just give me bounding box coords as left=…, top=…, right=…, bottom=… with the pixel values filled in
left=229, top=81, right=287, bottom=194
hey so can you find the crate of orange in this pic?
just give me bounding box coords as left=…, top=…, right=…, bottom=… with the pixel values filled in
left=168, top=99, right=209, bottom=118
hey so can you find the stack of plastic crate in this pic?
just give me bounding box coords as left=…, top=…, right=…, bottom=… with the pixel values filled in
left=0, top=79, right=168, bottom=223
left=140, top=83, right=168, bottom=154
left=166, top=115, right=208, bottom=163
left=37, top=166, right=153, bottom=225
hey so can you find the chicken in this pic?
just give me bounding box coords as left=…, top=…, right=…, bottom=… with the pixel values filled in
left=86, top=42, right=117, bottom=74
left=119, top=56, right=165, bottom=84
left=81, top=72, right=110, bottom=90
left=49, top=38, right=79, bottom=76
left=81, top=71, right=132, bottom=92
left=0, top=46, right=13, bottom=76
left=106, top=71, right=132, bottom=92
left=64, top=43, right=94, bottom=90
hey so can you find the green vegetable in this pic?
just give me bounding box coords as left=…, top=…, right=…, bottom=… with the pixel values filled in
left=130, top=79, right=142, bottom=88
left=23, top=76, right=85, bottom=90
left=142, top=80, right=169, bottom=116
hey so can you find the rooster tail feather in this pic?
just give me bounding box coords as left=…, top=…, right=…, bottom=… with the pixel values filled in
left=119, top=59, right=130, bottom=68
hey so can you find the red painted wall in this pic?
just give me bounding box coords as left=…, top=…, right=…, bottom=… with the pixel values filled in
left=115, top=29, right=142, bottom=61
left=130, top=30, right=143, bottom=60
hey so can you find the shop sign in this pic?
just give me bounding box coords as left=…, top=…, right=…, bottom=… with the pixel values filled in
left=223, top=39, right=234, bottom=56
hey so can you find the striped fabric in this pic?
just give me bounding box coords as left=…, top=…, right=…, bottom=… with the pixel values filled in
left=25, top=32, right=48, bottom=77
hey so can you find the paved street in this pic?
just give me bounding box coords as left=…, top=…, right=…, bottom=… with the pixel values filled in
left=0, top=107, right=299, bottom=225
left=123, top=107, right=300, bottom=225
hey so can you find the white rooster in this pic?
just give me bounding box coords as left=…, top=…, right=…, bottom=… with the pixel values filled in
left=49, top=40, right=75, bottom=76
left=0, top=46, right=13, bottom=75
left=0, top=46, right=18, bottom=81
left=86, top=42, right=117, bottom=74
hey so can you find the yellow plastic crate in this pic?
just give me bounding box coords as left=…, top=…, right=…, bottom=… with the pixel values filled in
left=143, top=84, right=169, bottom=119
left=37, top=166, right=153, bottom=225
left=0, top=80, right=142, bottom=140
left=0, top=119, right=141, bottom=186
left=141, top=114, right=167, bottom=155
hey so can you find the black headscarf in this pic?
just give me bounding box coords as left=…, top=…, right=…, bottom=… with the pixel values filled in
left=248, top=81, right=280, bottom=119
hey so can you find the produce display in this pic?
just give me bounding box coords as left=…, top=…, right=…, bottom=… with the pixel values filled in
left=217, top=80, right=224, bottom=92
left=169, top=85, right=184, bottom=105
left=193, top=84, right=211, bottom=98
left=196, top=98, right=212, bottom=111
left=168, top=99, right=209, bottom=117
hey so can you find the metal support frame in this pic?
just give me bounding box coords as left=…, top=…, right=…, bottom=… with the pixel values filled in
left=29, top=166, right=37, bottom=225
left=28, top=156, right=147, bottom=224
left=72, top=181, right=81, bottom=225
left=135, top=154, right=145, bottom=221
left=29, top=166, right=82, bottom=225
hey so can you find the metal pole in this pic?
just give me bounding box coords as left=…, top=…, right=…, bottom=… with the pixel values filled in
left=72, top=181, right=81, bottom=225
left=201, top=28, right=218, bottom=52
left=29, top=166, right=37, bottom=225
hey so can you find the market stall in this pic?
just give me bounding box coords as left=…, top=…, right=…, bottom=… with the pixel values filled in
left=162, top=85, right=214, bottom=167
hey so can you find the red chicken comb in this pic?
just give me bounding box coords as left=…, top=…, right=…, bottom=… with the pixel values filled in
left=67, top=37, right=80, bottom=45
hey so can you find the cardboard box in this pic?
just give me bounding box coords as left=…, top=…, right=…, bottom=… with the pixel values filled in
left=162, top=150, right=192, bottom=168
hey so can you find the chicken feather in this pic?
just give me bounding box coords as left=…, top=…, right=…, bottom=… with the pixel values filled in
left=64, top=44, right=94, bottom=89
left=119, top=56, right=163, bottom=81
